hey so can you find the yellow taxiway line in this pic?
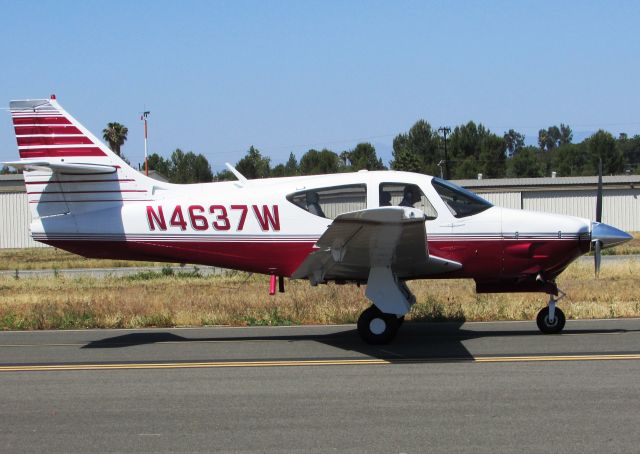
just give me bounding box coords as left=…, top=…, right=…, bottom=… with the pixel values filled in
left=1, top=353, right=640, bottom=372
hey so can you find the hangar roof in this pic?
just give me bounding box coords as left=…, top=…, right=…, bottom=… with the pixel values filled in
left=0, top=174, right=25, bottom=192
left=454, top=175, right=640, bottom=192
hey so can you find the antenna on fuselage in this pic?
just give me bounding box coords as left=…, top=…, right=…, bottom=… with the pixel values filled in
left=225, top=163, right=248, bottom=184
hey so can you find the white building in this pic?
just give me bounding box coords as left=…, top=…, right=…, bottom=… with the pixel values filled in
left=1, top=173, right=638, bottom=249
left=0, top=174, right=42, bottom=248
left=460, top=175, right=640, bottom=232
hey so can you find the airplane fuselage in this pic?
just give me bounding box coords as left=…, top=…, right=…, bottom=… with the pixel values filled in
left=30, top=170, right=591, bottom=289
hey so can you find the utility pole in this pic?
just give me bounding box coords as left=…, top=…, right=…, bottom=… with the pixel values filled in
left=141, top=111, right=150, bottom=176
left=438, top=126, right=451, bottom=179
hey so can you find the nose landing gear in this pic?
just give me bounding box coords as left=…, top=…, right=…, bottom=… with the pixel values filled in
left=536, top=290, right=566, bottom=334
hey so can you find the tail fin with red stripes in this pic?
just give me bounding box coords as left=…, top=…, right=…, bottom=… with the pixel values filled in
left=9, top=96, right=131, bottom=166
left=5, top=96, right=166, bottom=219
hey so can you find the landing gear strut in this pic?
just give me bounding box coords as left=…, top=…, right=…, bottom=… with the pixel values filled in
left=536, top=290, right=566, bottom=334
left=356, top=266, right=415, bottom=344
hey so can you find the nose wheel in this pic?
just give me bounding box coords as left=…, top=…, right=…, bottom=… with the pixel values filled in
left=357, top=306, right=401, bottom=345
left=536, top=290, right=566, bottom=334
left=536, top=306, right=566, bottom=333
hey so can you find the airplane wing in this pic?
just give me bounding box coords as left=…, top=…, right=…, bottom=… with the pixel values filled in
left=292, top=207, right=462, bottom=283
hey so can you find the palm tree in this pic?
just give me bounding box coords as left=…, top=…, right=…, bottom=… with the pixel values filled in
left=102, top=122, right=128, bottom=158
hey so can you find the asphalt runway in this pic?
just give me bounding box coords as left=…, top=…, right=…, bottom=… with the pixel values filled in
left=1, top=319, right=640, bottom=453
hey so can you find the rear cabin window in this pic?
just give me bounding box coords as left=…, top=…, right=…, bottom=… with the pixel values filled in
left=287, top=184, right=367, bottom=220
left=431, top=178, right=492, bottom=218
left=378, top=183, right=438, bottom=220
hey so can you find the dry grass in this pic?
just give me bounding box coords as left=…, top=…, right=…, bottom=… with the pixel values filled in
left=0, top=260, right=638, bottom=330
left=0, top=248, right=178, bottom=271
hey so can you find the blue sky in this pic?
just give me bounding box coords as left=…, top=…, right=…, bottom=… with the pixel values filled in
left=1, top=0, right=639, bottom=171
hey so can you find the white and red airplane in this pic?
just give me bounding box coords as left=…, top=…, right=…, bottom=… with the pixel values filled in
left=5, top=97, right=633, bottom=344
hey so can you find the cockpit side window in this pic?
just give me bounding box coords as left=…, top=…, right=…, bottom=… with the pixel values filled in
left=378, top=183, right=438, bottom=220
left=431, top=178, right=492, bottom=218
left=287, top=184, right=367, bottom=220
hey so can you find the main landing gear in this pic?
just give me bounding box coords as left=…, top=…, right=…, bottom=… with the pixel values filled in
left=536, top=290, right=566, bottom=334
left=356, top=266, right=414, bottom=344
left=357, top=306, right=405, bottom=345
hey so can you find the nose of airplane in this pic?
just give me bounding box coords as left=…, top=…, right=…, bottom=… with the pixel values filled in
left=591, top=222, right=633, bottom=249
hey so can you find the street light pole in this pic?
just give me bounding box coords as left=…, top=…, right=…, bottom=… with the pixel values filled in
left=438, top=126, right=451, bottom=180
left=141, top=111, right=150, bottom=176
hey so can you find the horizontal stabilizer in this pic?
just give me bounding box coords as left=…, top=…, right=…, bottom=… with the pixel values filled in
left=4, top=160, right=117, bottom=174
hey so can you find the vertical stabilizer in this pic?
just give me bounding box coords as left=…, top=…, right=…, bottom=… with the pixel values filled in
left=7, top=97, right=168, bottom=220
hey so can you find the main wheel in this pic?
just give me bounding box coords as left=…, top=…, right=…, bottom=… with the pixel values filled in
left=357, top=306, right=400, bottom=345
left=536, top=306, right=566, bottom=334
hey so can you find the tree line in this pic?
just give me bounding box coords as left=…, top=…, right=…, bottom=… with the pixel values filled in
left=162, top=120, right=639, bottom=183
left=2, top=120, right=638, bottom=181
left=387, top=121, right=639, bottom=179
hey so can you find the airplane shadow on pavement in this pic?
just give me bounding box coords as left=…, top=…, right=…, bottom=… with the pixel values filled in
left=81, top=321, right=632, bottom=363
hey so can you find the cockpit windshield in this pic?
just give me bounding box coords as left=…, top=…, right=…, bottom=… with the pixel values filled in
left=431, top=178, right=492, bottom=218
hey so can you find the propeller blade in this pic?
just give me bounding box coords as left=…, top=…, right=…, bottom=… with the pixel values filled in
left=594, top=240, right=602, bottom=277
left=596, top=158, right=603, bottom=223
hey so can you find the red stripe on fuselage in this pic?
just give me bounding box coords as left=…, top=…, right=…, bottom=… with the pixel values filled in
left=35, top=237, right=586, bottom=281
left=27, top=190, right=147, bottom=195
left=29, top=199, right=152, bottom=203
left=24, top=179, right=135, bottom=185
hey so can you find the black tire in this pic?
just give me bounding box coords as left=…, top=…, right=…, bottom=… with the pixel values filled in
left=536, top=306, right=566, bottom=334
left=357, top=306, right=400, bottom=345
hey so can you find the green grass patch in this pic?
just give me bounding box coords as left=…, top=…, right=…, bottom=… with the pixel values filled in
left=123, top=266, right=203, bottom=281
left=241, top=307, right=294, bottom=326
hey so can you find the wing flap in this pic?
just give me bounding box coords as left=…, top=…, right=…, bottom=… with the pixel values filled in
left=292, top=207, right=462, bottom=282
